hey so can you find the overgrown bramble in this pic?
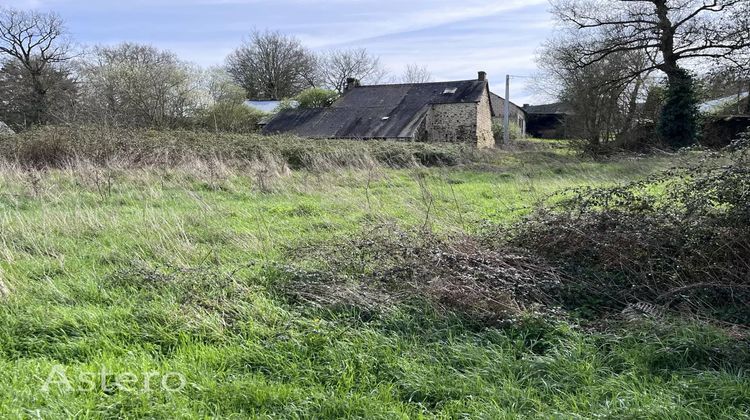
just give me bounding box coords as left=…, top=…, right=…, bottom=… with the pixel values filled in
left=510, top=130, right=750, bottom=325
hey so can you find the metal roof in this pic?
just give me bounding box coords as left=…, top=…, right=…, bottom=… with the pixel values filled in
left=244, top=100, right=298, bottom=113
left=699, top=92, right=749, bottom=114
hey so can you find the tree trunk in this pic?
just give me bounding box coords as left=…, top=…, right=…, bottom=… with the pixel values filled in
left=29, top=71, right=48, bottom=127
left=653, top=0, right=698, bottom=147
left=653, top=0, right=688, bottom=90
left=654, top=0, right=679, bottom=83
left=623, top=78, right=644, bottom=132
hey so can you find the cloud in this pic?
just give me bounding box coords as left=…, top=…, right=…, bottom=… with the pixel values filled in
left=4, top=0, right=44, bottom=8
left=284, top=0, right=549, bottom=47
left=9, top=0, right=554, bottom=103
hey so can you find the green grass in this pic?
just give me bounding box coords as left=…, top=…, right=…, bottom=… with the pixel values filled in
left=0, top=139, right=746, bottom=418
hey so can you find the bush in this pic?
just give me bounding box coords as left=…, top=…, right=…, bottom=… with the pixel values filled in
left=295, top=88, right=339, bottom=109
left=492, top=121, right=523, bottom=143
left=0, top=125, right=480, bottom=169
left=659, top=68, right=699, bottom=148
left=612, top=122, right=661, bottom=153
left=196, top=102, right=266, bottom=133
left=274, top=98, right=297, bottom=112
left=276, top=225, right=564, bottom=325
left=700, top=115, right=750, bottom=148
left=510, top=132, right=750, bottom=323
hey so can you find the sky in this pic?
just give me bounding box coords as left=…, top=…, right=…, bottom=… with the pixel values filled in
left=5, top=0, right=556, bottom=104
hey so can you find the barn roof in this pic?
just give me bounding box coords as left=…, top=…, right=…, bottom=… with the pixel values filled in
left=263, top=79, right=489, bottom=139
left=699, top=91, right=749, bottom=114
left=523, top=102, right=573, bottom=115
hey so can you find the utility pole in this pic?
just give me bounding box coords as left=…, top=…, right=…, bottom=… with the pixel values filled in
left=503, top=74, right=511, bottom=145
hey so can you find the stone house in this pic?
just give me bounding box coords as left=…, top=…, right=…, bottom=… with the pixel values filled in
left=490, top=92, right=527, bottom=137
left=262, top=72, right=495, bottom=148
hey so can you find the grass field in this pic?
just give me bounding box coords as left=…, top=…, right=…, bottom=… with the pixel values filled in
left=0, top=136, right=747, bottom=418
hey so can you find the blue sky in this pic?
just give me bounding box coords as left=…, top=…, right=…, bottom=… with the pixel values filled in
left=7, top=0, right=555, bottom=103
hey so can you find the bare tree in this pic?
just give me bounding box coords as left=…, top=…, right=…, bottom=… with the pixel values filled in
left=551, top=0, right=750, bottom=145
left=709, top=15, right=750, bottom=114
left=0, top=57, right=77, bottom=129
left=704, top=58, right=750, bottom=114
left=0, top=8, right=74, bottom=126
left=552, top=0, right=749, bottom=83
left=400, top=64, right=432, bottom=83
left=540, top=38, right=651, bottom=150
left=226, top=30, right=317, bottom=100
left=203, top=66, right=246, bottom=105
left=319, top=48, right=388, bottom=93
left=78, top=43, right=201, bottom=128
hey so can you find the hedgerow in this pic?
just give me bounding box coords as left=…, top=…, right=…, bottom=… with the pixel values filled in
left=0, top=125, right=479, bottom=169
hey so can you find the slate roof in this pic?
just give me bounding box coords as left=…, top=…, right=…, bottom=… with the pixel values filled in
left=263, top=80, right=489, bottom=139
left=523, top=102, right=573, bottom=115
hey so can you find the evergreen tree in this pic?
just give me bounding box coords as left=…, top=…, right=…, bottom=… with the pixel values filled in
left=658, top=68, right=698, bottom=148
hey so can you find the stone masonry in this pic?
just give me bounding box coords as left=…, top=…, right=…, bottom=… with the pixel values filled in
left=422, top=84, right=494, bottom=148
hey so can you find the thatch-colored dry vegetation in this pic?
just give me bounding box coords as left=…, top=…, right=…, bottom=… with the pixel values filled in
left=0, top=126, right=748, bottom=418
left=0, top=126, right=480, bottom=169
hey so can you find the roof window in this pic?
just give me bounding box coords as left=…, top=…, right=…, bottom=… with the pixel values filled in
left=443, top=88, right=457, bottom=95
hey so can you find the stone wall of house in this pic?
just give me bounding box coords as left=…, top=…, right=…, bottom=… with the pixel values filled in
left=418, top=86, right=495, bottom=148
left=426, top=103, right=479, bottom=145
left=476, top=90, right=494, bottom=148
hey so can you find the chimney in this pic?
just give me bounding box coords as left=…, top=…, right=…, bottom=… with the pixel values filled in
left=478, top=71, right=487, bottom=81
left=345, top=77, right=361, bottom=91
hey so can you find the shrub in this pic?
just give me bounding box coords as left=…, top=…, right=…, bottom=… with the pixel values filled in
left=700, top=115, right=750, bottom=148
left=492, top=121, right=522, bottom=144
left=510, top=132, right=750, bottom=323
left=274, top=98, right=297, bottom=112
left=658, top=68, right=699, bottom=148
left=295, top=88, right=339, bottom=109
left=0, top=125, right=479, bottom=169
left=612, top=122, right=661, bottom=153
left=196, top=102, right=266, bottom=133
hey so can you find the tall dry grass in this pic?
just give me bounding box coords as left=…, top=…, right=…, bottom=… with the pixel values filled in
left=0, top=125, right=481, bottom=170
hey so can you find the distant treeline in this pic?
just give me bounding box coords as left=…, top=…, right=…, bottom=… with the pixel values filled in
left=0, top=8, right=434, bottom=133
